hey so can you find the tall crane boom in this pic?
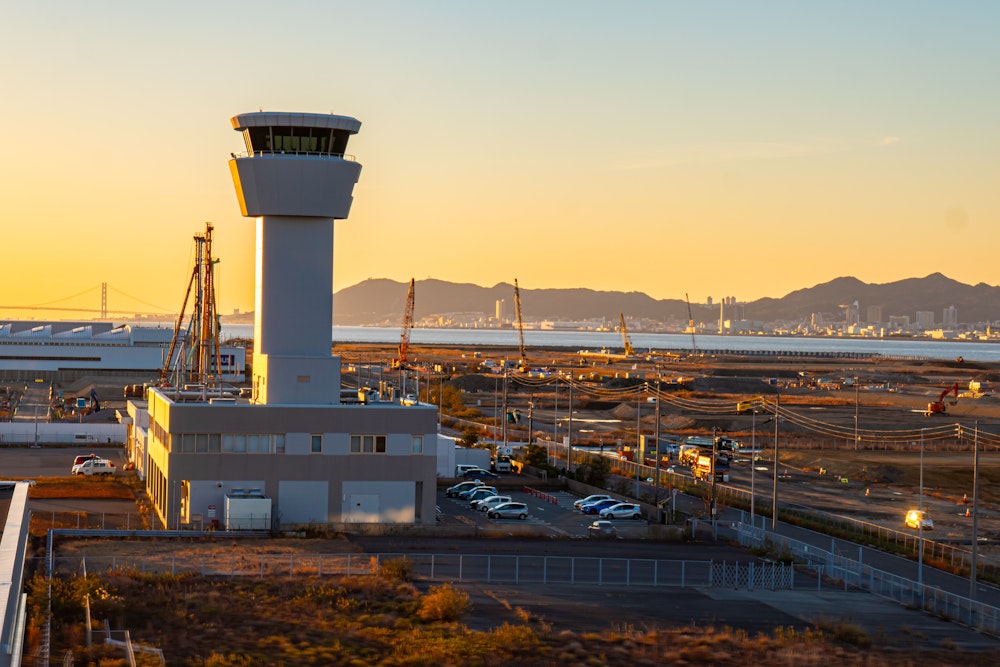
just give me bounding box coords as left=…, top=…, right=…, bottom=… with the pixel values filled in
left=161, top=222, right=222, bottom=386
left=619, top=312, right=636, bottom=356
left=394, top=278, right=415, bottom=369
left=514, top=278, right=527, bottom=370
left=685, top=293, right=698, bottom=352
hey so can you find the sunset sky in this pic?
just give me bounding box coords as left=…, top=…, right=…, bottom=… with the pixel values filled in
left=3, top=2, right=998, bottom=319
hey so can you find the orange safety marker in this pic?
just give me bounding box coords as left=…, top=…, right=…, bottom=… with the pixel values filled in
left=966, top=507, right=971, bottom=517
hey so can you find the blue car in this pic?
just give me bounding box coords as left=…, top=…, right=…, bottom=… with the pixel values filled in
left=463, top=468, right=499, bottom=480
left=580, top=498, right=620, bottom=515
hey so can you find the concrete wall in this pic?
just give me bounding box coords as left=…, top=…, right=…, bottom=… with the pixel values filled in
left=0, top=422, right=126, bottom=445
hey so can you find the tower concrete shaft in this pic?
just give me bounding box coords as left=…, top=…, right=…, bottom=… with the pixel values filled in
left=228, top=111, right=363, bottom=404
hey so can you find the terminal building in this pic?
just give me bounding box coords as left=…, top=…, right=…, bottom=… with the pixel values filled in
left=0, top=321, right=245, bottom=383
left=126, top=111, right=438, bottom=530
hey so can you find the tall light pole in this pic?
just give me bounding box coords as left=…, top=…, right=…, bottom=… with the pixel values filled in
left=567, top=373, right=574, bottom=471
left=971, top=422, right=980, bottom=600
left=711, top=426, right=718, bottom=536
left=751, top=399, right=757, bottom=522
left=772, top=394, right=780, bottom=531
left=854, top=376, right=860, bottom=451
left=553, top=377, right=559, bottom=464
left=653, top=375, right=661, bottom=505
left=635, top=384, right=643, bottom=499
left=918, top=427, right=925, bottom=589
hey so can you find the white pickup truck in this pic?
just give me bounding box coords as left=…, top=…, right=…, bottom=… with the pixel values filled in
left=72, top=458, right=116, bottom=476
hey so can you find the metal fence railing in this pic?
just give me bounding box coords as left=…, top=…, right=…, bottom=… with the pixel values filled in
left=39, top=552, right=722, bottom=587
left=737, top=523, right=1000, bottom=636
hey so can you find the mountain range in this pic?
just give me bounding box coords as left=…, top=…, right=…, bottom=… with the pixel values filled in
left=329, top=273, right=998, bottom=327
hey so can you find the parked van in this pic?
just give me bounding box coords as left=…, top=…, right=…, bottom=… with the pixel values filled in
left=455, top=464, right=480, bottom=477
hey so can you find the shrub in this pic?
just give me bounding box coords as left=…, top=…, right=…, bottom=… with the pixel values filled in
left=417, top=583, right=470, bottom=622
left=377, top=557, right=413, bottom=581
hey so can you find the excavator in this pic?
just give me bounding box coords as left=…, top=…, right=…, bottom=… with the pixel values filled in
left=925, top=383, right=960, bottom=416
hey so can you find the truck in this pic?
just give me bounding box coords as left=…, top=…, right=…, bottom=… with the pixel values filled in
left=678, top=444, right=701, bottom=466
left=684, top=435, right=741, bottom=456
left=692, top=454, right=729, bottom=483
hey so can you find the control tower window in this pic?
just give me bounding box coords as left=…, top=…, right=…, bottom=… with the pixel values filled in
left=244, top=126, right=352, bottom=155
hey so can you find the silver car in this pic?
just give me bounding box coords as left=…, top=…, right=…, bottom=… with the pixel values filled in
left=487, top=501, right=528, bottom=520
left=474, top=495, right=512, bottom=512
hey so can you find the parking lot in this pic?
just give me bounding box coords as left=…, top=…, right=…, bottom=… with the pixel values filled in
left=436, top=479, right=652, bottom=538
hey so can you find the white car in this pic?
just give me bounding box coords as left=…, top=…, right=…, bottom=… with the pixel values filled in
left=474, top=495, right=512, bottom=512
left=599, top=502, right=642, bottom=520
left=574, top=494, right=612, bottom=511
left=402, top=394, right=418, bottom=406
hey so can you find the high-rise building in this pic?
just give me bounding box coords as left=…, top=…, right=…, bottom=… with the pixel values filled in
left=916, top=311, right=935, bottom=329
left=943, top=305, right=958, bottom=327
left=866, top=305, right=883, bottom=325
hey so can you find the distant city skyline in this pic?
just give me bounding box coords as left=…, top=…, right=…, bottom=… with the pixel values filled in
left=5, top=2, right=999, bottom=319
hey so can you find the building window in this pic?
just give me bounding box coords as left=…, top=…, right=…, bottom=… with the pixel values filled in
left=350, top=434, right=386, bottom=454
left=412, top=435, right=423, bottom=454
left=311, top=434, right=322, bottom=453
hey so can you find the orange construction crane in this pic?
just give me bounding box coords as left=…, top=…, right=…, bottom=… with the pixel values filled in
left=619, top=312, right=636, bottom=356
left=514, top=278, right=527, bottom=371
left=392, top=278, right=415, bottom=369
left=925, top=382, right=960, bottom=416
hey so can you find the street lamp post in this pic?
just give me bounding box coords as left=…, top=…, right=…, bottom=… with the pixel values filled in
left=918, top=427, right=925, bottom=590
left=971, top=422, right=980, bottom=600
left=635, top=385, right=642, bottom=499
left=751, top=401, right=757, bottom=522
left=567, top=374, right=574, bottom=472
left=772, top=394, right=780, bottom=531
left=711, top=426, right=718, bottom=537
left=854, top=376, right=860, bottom=451
left=653, top=376, right=661, bottom=505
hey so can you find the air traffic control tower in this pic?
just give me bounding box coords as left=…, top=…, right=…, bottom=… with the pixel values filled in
left=228, top=112, right=363, bottom=405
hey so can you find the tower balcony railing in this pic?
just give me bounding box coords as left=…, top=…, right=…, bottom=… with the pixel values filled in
left=230, top=150, right=356, bottom=161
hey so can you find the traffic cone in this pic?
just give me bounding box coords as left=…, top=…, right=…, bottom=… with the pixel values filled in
left=966, top=507, right=971, bottom=517
left=963, top=493, right=968, bottom=504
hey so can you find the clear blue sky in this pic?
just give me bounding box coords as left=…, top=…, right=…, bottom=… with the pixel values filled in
left=2, top=1, right=998, bottom=317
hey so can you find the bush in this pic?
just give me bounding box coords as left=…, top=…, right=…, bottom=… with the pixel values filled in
left=418, top=583, right=470, bottom=622
left=377, top=557, right=413, bottom=581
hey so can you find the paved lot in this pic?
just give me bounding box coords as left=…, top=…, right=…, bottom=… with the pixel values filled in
left=0, top=446, right=124, bottom=479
